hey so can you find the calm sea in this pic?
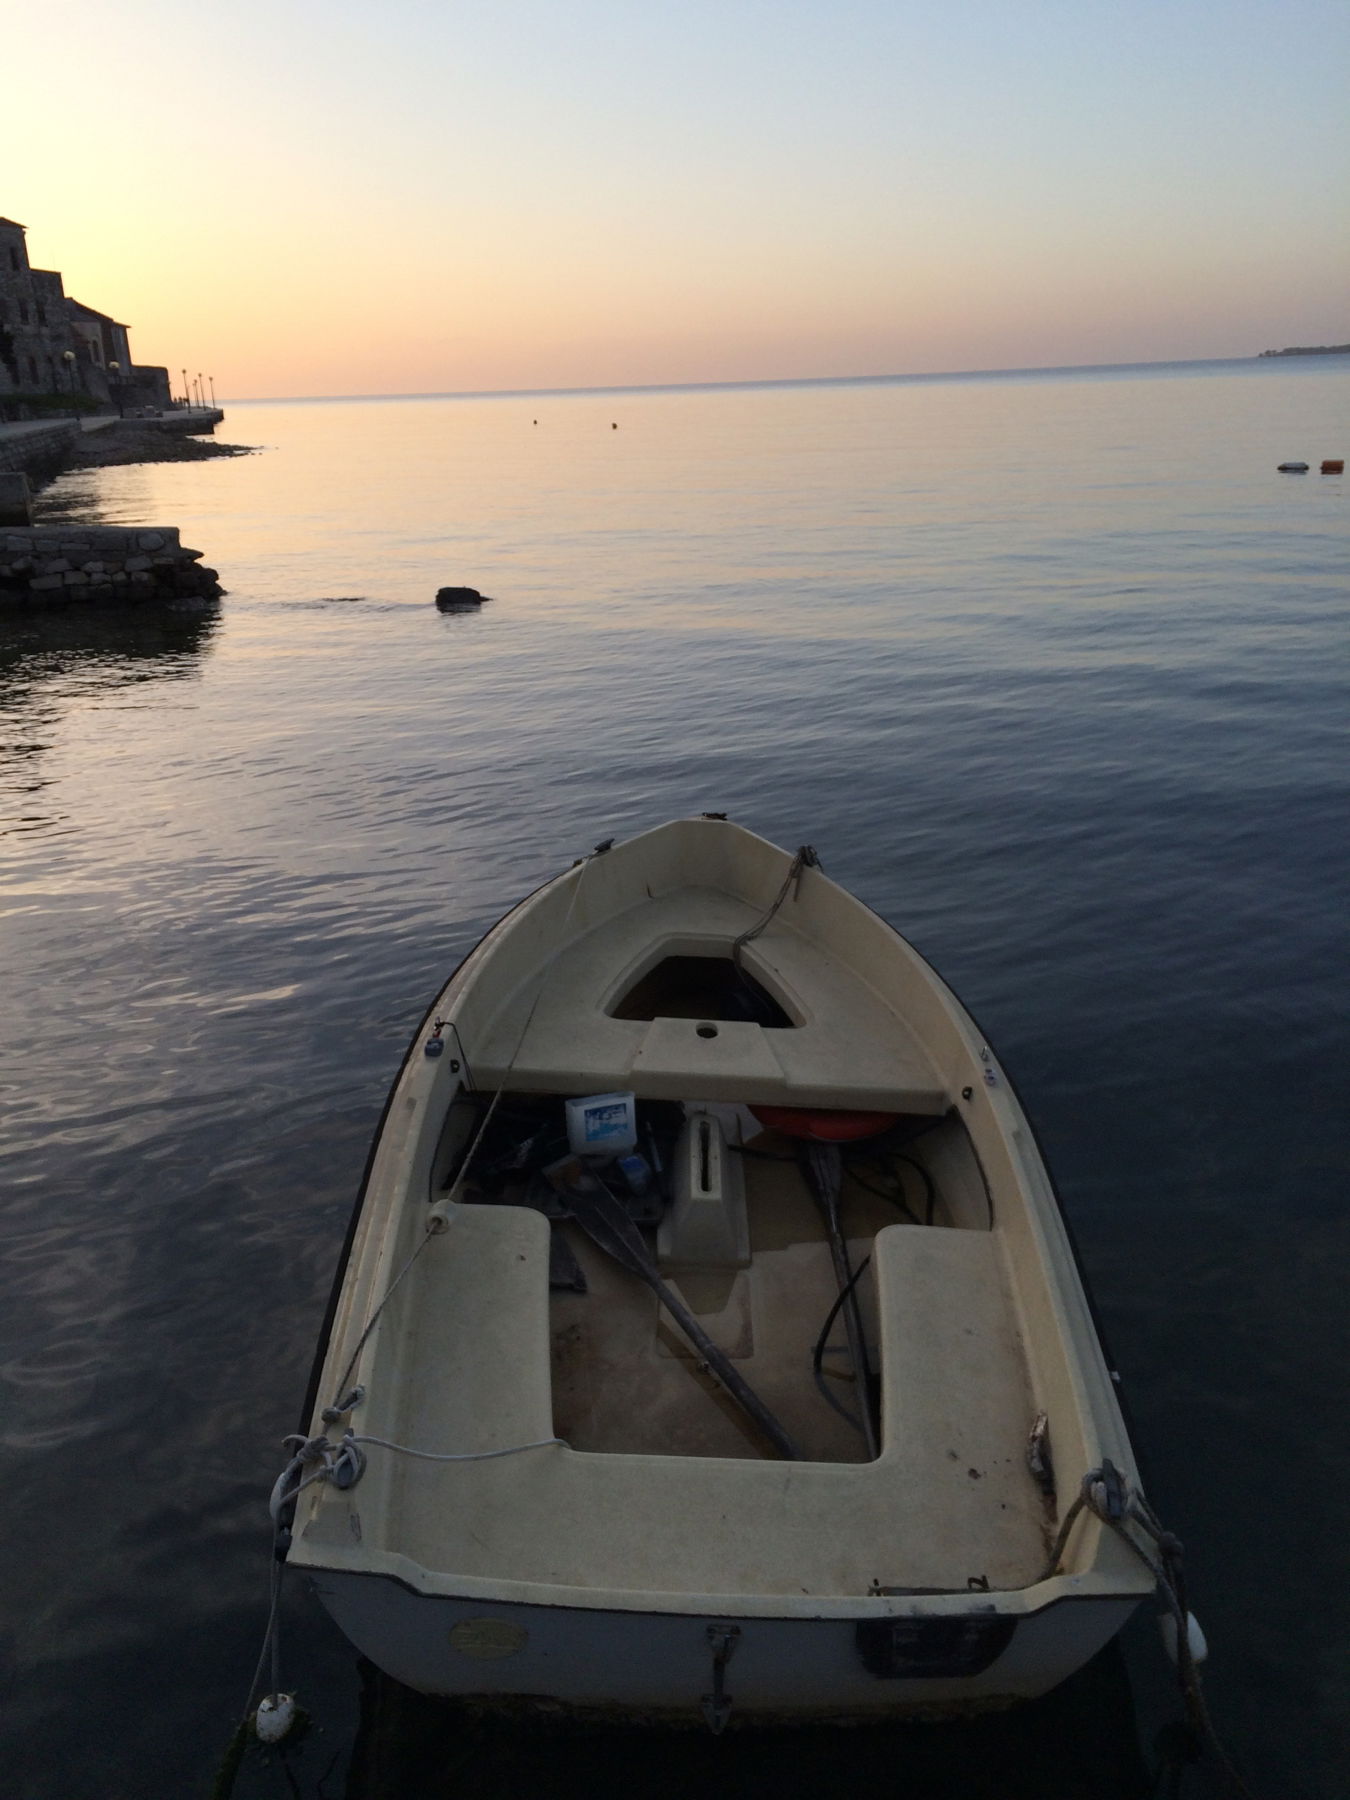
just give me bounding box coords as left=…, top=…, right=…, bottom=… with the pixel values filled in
left=3, top=359, right=1347, bottom=1799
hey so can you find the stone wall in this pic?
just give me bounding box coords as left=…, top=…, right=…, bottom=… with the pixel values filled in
left=0, top=526, right=222, bottom=608
left=0, top=421, right=79, bottom=473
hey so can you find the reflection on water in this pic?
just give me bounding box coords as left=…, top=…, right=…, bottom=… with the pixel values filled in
left=337, top=1643, right=1154, bottom=1800
left=0, top=362, right=1347, bottom=1800
left=0, top=603, right=219, bottom=838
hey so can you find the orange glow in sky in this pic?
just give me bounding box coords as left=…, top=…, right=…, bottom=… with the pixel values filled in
left=5, top=0, right=1347, bottom=399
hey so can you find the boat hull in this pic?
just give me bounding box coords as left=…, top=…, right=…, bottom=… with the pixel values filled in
left=291, top=819, right=1154, bottom=1719
left=309, top=1568, right=1139, bottom=1720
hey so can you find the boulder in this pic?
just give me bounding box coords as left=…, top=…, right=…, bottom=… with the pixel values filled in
left=435, top=586, right=492, bottom=609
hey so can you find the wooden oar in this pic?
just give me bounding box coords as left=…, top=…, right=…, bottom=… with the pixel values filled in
left=564, top=1175, right=802, bottom=1461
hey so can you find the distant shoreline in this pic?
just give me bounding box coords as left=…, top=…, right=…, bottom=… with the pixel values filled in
left=226, top=352, right=1340, bottom=408
left=1258, top=343, right=1350, bottom=358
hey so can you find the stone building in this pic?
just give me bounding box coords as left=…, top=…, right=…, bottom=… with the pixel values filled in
left=0, top=217, right=173, bottom=416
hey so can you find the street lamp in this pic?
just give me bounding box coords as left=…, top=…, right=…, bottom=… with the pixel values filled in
left=108, top=358, right=124, bottom=417
left=182, top=367, right=189, bottom=410
left=208, top=375, right=216, bottom=408
left=61, top=348, right=78, bottom=418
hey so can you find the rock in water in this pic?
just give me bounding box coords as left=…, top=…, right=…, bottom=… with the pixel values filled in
left=435, top=586, right=491, bottom=608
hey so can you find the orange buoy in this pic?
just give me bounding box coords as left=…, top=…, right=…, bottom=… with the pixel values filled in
left=1322, top=459, right=1344, bottom=474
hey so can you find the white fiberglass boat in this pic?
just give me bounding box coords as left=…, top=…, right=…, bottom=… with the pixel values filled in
left=283, top=817, right=1154, bottom=1725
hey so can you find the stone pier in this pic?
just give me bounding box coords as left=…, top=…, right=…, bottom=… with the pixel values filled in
left=0, top=525, right=222, bottom=608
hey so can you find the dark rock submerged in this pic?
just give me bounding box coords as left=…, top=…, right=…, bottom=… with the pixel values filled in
left=435, top=586, right=491, bottom=608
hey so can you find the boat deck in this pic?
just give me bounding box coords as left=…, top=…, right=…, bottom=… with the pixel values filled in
left=372, top=1143, right=1051, bottom=1601
left=471, top=889, right=948, bottom=1112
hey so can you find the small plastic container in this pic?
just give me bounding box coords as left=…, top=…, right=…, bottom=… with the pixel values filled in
left=565, top=1092, right=638, bottom=1159
left=617, top=1152, right=652, bottom=1196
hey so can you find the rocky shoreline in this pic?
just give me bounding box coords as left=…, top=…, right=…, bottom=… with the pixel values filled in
left=65, top=420, right=256, bottom=470
left=0, top=419, right=253, bottom=609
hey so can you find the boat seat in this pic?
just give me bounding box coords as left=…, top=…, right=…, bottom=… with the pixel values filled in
left=376, top=1213, right=1045, bottom=1598
left=395, top=1203, right=556, bottom=1452
left=873, top=1223, right=1036, bottom=1485
left=471, top=889, right=947, bottom=1112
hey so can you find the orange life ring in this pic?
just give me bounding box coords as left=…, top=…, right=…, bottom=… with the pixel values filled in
left=749, top=1105, right=898, bottom=1143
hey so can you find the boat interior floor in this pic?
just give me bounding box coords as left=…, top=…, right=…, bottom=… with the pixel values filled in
left=550, top=1147, right=901, bottom=1465
left=359, top=1122, right=1053, bottom=1599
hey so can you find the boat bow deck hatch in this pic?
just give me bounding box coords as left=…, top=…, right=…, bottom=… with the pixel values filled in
left=471, top=890, right=947, bottom=1111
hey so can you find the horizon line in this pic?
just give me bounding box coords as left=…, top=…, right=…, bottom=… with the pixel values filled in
left=222, top=352, right=1280, bottom=407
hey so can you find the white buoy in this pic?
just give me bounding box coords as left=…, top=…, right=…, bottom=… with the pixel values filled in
left=254, top=1692, right=298, bottom=1743
left=1159, top=1610, right=1209, bottom=1666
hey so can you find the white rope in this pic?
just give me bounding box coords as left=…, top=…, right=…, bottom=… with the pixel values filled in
left=349, top=1432, right=564, bottom=1463
left=331, top=1223, right=444, bottom=1405
left=269, top=1429, right=565, bottom=1524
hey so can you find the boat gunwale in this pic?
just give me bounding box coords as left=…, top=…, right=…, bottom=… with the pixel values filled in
left=296, top=863, right=572, bottom=1435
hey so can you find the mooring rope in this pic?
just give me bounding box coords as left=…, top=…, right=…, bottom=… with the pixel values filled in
left=1036, top=1464, right=1259, bottom=1800
left=236, top=836, right=610, bottom=1781
left=731, top=844, right=818, bottom=973
left=322, top=836, right=607, bottom=1420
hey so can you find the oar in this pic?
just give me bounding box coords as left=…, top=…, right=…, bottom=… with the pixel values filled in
left=563, top=1175, right=802, bottom=1461
left=801, top=1142, right=880, bottom=1459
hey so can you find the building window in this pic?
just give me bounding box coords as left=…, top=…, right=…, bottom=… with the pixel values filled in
left=7, top=248, right=19, bottom=273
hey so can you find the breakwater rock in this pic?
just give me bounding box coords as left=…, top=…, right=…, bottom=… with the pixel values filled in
left=0, top=526, right=222, bottom=608
left=435, top=585, right=491, bottom=608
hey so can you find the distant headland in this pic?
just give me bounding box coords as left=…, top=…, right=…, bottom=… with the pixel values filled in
left=1258, top=343, right=1350, bottom=358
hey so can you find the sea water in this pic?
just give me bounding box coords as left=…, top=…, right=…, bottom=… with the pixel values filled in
left=2, top=357, right=1347, bottom=1797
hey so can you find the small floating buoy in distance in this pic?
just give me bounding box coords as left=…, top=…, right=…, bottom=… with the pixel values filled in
left=1277, top=461, right=1309, bottom=473
left=254, top=1692, right=298, bottom=1744
left=1322, top=459, right=1344, bottom=474
left=1159, top=1610, right=1209, bottom=1667
left=611, top=422, right=618, bottom=429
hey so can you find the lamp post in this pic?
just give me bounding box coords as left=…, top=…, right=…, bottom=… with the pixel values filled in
left=197, top=372, right=204, bottom=412
left=61, top=348, right=78, bottom=419
left=208, top=375, right=216, bottom=409
left=108, top=358, right=124, bottom=417
left=181, top=367, right=189, bottom=410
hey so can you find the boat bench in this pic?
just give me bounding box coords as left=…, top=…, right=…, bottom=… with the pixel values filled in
left=387, top=1207, right=1044, bottom=1598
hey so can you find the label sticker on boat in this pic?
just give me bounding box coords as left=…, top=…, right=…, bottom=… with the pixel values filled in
left=449, top=1618, right=530, bottom=1659
left=566, top=1092, right=638, bottom=1156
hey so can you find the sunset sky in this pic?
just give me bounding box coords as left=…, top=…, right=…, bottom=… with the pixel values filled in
left=5, top=0, right=1347, bottom=399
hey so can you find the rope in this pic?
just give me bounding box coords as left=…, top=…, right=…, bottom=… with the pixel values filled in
left=231, top=838, right=610, bottom=1794
left=268, top=1428, right=564, bottom=1523
left=322, top=839, right=605, bottom=1420
left=731, top=844, right=818, bottom=974
left=330, top=1223, right=443, bottom=1408
left=811, top=1253, right=873, bottom=1429
left=347, top=1431, right=564, bottom=1463
left=1033, top=1465, right=1260, bottom=1800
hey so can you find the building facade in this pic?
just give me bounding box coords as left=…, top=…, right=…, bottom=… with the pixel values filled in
left=0, top=217, right=173, bottom=415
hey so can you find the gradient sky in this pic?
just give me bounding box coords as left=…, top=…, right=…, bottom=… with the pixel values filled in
left=5, top=0, right=1347, bottom=397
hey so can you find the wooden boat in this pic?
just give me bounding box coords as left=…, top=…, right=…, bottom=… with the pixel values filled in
left=284, top=817, right=1154, bottom=1724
